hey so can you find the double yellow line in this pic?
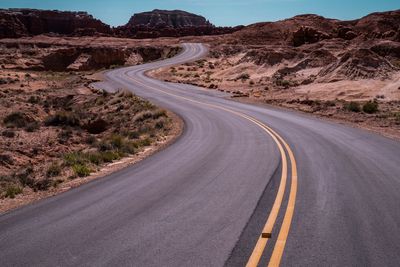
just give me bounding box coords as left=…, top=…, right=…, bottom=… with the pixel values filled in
left=118, top=45, right=298, bottom=266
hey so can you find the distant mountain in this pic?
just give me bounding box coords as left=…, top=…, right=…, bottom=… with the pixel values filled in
left=116, top=9, right=242, bottom=38
left=231, top=10, right=400, bottom=46
left=0, top=8, right=241, bottom=39
left=0, top=9, right=112, bottom=38
left=126, top=9, right=213, bottom=28
left=219, top=10, right=400, bottom=81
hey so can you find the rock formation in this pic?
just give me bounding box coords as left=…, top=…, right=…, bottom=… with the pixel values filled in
left=215, top=10, right=400, bottom=81
left=0, top=39, right=181, bottom=71
left=0, top=8, right=242, bottom=39
left=126, top=9, right=212, bottom=28
left=231, top=10, right=400, bottom=46
left=0, top=9, right=112, bottom=38
left=116, top=9, right=242, bottom=38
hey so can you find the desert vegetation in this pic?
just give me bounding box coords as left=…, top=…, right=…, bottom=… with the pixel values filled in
left=0, top=70, right=174, bottom=201
left=149, top=11, right=400, bottom=140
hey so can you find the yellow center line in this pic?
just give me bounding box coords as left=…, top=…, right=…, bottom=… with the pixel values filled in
left=116, top=44, right=297, bottom=267
left=267, top=134, right=298, bottom=267
left=242, top=115, right=287, bottom=267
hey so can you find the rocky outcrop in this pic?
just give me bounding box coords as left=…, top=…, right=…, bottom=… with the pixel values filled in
left=42, top=48, right=80, bottom=71
left=232, top=10, right=400, bottom=46
left=336, top=26, right=358, bottom=40
left=218, top=10, right=400, bottom=82
left=371, top=41, right=400, bottom=59
left=0, top=9, right=111, bottom=38
left=354, top=10, right=400, bottom=39
left=290, top=26, right=332, bottom=47
left=319, top=48, right=397, bottom=80
left=0, top=12, right=27, bottom=38
left=126, top=9, right=212, bottom=28
left=0, top=39, right=181, bottom=71
left=240, top=48, right=300, bottom=66
left=0, top=8, right=241, bottom=39
left=42, top=47, right=155, bottom=71
left=116, top=9, right=242, bottom=38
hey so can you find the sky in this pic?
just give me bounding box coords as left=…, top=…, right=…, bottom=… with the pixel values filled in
left=1, top=0, right=399, bottom=27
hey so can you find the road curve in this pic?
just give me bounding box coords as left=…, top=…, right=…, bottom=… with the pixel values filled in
left=1, top=43, right=400, bottom=266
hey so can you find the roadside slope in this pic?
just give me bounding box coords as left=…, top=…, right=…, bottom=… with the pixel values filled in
left=0, top=44, right=280, bottom=266
left=1, top=43, right=400, bottom=267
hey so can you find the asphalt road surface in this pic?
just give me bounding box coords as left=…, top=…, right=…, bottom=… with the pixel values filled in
left=1, top=43, right=400, bottom=267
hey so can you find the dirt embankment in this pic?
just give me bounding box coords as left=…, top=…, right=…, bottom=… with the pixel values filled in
left=151, top=51, right=400, bottom=139
left=150, top=11, right=400, bottom=139
left=0, top=36, right=181, bottom=72
left=0, top=37, right=183, bottom=213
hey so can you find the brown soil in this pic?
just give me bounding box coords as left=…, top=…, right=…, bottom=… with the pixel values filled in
left=148, top=10, right=400, bottom=139
left=150, top=47, right=400, bottom=140
left=0, top=108, right=182, bottom=213
left=0, top=36, right=185, bottom=213
left=2, top=14, right=400, bottom=209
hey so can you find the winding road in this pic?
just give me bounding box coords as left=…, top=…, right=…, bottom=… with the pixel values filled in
left=1, top=43, right=400, bottom=266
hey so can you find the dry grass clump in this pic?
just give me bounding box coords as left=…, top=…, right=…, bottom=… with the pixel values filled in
left=0, top=86, right=172, bottom=198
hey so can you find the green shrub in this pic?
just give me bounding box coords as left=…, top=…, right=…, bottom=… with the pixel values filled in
left=3, top=112, right=29, bottom=128
left=84, top=118, right=108, bottom=134
left=344, top=101, right=361, bottom=112
left=46, top=163, right=61, bottom=178
left=52, top=179, right=63, bottom=188
left=65, top=149, right=123, bottom=172
left=281, top=80, right=290, bottom=88
left=58, top=128, right=73, bottom=144
left=362, top=101, right=379, bottom=114
left=28, top=96, right=40, bottom=104
left=325, top=100, right=336, bottom=107
left=86, top=152, right=102, bottom=165
left=133, top=138, right=151, bottom=148
left=155, top=119, right=165, bottom=129
left=133, top=109, right=166, bottom=123
left=394, top=112, right=400, bottom=125
left=110, top=134, right=123, bottom=149
left=128, top=131, right=140, bottom=139
left=0, top=154, right=13, bottom=165
left=1, top=130, right=15, bottom=138
left=0, top=78, right=8, bottom=85
left=25, top=121, right=40, bottom=132
left=87, top=151, right=122, bottom=165
left=64, top=152, right=87, bottom=166
left=85, top=135, right=97, bottom=145
left=0, top=175, right=12, bottom=183
left=99, top=151, right=122, bottom=163
left=44, top=111, right=80, bottom=127
left=5, top=185, right=22, bottom=198
left=16, top=167, right=34, bottom=188
left=300, top=99, right=315, bottom=106
left=121, top=143, right=135, bottom=154
left=154, top=109, right=167, bottom=118
left=102, top=134, right=135, bottom=154
left=134, top=111, right=153, bottom=122
left=33, top=179, right=52, bottom=191
left=97, top=140, right=113, bottom=151
left=237, top=73, right=250, bottom=81
left=72, top=164, right=91, bottom=177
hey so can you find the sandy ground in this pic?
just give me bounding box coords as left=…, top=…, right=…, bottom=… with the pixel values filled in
left=0, top=66, right=183, bottom=213
left=0, top=110, right=183, bottom=214
left=150, top=54, right=400, bottom=140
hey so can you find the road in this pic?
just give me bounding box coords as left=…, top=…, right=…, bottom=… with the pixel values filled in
left=1, top=43, right=400, bottom=266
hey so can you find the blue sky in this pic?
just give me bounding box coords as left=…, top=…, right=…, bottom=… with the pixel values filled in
left=1, top=0, right=399, bottom=27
